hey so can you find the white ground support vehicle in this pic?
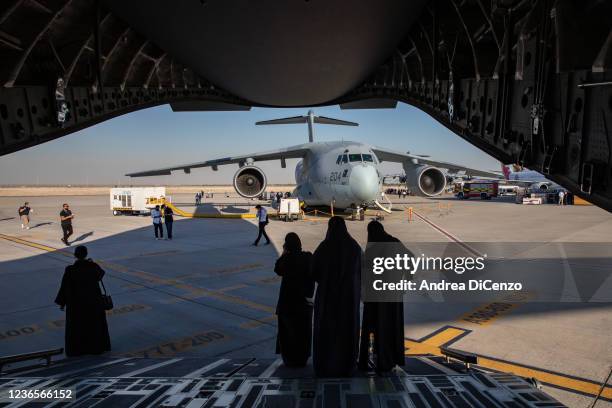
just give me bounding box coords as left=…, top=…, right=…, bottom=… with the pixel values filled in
left=278, top=198, right=301, bottom=221
left=499, top=185, right=519, bottom=196
left=110, top=187, right=166, bottom=215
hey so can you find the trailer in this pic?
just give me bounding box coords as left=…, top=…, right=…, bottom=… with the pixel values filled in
left=278, top=198, right=301, bottom=221
left=110, top=187, right=166, bottom=215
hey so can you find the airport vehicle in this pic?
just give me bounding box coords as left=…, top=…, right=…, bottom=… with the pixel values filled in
left=110, top=187, right=166, bottom=215
left=127, top=111, right=499, bottom=213
left=278, top=198, right=301, bottom=221
left=499, top=185, right=519, bottom=196
left=456, top=180, right=499, bottom=199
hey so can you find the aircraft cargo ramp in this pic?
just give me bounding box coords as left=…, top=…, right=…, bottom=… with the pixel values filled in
left=0, top=355, right=567, bottom=407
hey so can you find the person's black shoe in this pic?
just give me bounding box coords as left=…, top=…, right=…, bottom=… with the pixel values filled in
left=264, top=241, right=271, bottom=245
left=251, top=242, right=258, bottom=246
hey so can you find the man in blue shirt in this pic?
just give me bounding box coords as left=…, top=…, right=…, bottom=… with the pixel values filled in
left=252, top=204, right=270, bottom=246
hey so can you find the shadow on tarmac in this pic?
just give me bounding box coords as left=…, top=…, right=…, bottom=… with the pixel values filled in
left=0, top=202, right=611, bottom=362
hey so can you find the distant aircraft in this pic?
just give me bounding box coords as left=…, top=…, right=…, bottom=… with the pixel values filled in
left=126, top=110, right=499, bottom=212
left=501, top=164, right=563, bottom=192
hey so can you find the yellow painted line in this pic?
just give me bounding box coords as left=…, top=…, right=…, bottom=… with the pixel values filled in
left=209, top=263, right=264, bottom=276
left=478, top=357, right=612, bottom=399
left=0, top=234, right=275, bottom=314
left=258, top=276, right=281, bottom=284
left=404, top=327, right=469, bottom=355
left=218, top=284, right=248, bottom=292
left=46, top=304, right=151, bottom=329
left=404, top=326, right=612, bottom=399
left=0, top=233, right=71, bottom=257
left=239, top=315, right=276, bottom=329
left=422, top=327, right=466, bottom=346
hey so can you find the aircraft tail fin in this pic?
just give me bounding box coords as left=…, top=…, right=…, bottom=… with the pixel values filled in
left=255, top=110, right=358, bottom=143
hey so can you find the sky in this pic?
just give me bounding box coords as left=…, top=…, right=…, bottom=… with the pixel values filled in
left=0, top=102, right=501, bottom=185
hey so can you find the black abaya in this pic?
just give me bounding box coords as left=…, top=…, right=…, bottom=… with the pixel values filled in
left=311, top=217, right=362, bottom=377
left=55, top=259, right=111, bottom=357
left=274, top=251, right=315, bottom=367
left=358, top=222, right=407, bottom=372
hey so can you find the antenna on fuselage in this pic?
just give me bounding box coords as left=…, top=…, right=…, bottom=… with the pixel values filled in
left=255, top=109, right=358, bottom=143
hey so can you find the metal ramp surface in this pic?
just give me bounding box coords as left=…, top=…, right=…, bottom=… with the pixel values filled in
left=0, top=356, right=566, bottom=407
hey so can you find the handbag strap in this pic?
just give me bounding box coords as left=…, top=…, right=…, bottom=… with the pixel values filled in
left=100, top=280, right=108, bottom=295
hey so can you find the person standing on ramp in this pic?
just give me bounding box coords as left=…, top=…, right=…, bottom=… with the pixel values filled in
left=358, top=220, right=407, bottom=373
left=311, top=216, right=362, bottom=377
left=274, top=232, right=315, bottom=367
left=162, top=204, right=174, bottom=240
left=151, top=205, right=163, bottom=239
left=55, top=245, right=111, bottom=356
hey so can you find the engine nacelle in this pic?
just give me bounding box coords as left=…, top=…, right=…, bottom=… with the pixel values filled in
left=533, top=182, right=550, bottom=191
left=233, top=166, right=267, bottom=198
left=405, top=166, right=447, bottom=196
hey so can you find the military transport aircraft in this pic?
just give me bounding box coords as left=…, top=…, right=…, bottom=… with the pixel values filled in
left=126, top=111, right=499, bottom=212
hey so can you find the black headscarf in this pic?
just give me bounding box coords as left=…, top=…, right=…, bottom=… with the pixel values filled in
left=325, top=216, right=349, bottom=241
left=367, top=220, right=399, bottom=243
left=283, top=232, right=302, bottom=253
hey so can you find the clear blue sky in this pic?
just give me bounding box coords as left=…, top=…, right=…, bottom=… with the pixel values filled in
left=0, top=102, right=500, bottom=185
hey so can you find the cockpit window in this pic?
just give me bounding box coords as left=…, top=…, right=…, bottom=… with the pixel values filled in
left=336, top=155, right=342, bottom=165
left=362, top=154, right=374, bottom=162
left=349, top=154, right=362, bottom=162
left=342, top=155, right=348, bottom=164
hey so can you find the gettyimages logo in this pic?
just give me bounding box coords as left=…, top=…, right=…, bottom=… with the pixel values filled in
left=371, top=253, right=487, bottom=275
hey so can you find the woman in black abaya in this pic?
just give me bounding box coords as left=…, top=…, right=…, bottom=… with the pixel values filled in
left=55, top=245, right=111, bottom=357
left=358, top=221, right=406, bottom=373
left=312, top=216, right=362, bottom=377
left=274, top=233, right=315, bottom=367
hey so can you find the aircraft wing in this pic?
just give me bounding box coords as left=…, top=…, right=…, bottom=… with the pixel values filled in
left=126, top=144, right=311, bottom=177
left=371, top=147, right=503, bottom=179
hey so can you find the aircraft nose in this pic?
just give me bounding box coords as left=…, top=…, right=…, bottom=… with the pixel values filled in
left=350, top=165, right=380, bottom=202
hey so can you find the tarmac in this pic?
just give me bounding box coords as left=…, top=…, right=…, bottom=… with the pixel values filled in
left=0, top=191, right=611, bottom=407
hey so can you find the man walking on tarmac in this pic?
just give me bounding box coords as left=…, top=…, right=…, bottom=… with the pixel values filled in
left=252, top=204, right=270, bottom=246
left=18, top=202, right=33, bottom=229
left=60, top=203, right=74, bottom=245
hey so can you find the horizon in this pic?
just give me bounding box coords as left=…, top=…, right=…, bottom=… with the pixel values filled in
left=0, top=102, right=501, bottom=186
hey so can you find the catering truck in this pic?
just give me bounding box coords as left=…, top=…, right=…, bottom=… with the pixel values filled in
left=110, top=187, right=166, bottom=215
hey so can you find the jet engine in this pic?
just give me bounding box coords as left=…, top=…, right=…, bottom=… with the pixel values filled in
left=405, top=165, right=446, bottom=196
left=233, top=166, right=267, bottom=198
